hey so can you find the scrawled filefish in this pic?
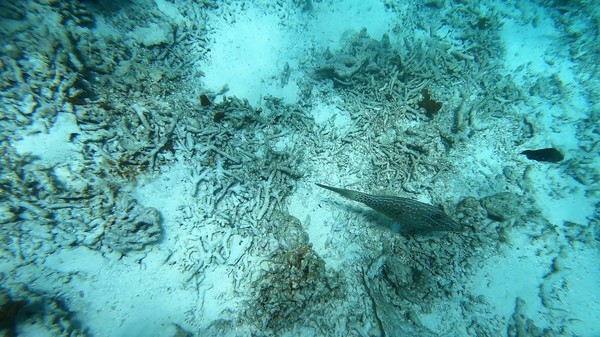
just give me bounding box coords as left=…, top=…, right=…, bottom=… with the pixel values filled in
left=316, top=183, right=461, bottom=232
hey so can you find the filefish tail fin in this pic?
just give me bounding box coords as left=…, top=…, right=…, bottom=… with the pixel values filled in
left=315, top=183, right=361, bottom=202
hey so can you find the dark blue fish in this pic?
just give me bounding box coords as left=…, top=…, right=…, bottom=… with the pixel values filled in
left=520, top=148, right=563, bottom=163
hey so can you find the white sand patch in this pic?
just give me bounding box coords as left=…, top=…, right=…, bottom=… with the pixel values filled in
left=501, top=17, right=558, bottom=76
left=66, top=249, right=193, bottom=337
left=130, top=162, right=240, bottom=330
left=500, top=7, right=590, bottom=163
left=198, top=0, right=394, bottom=106
left=468, top=227, right=600, bottom=335
left=309, top=0, right=394, bottom=49
left=128, top=22, right=172, bottom=47
left=4, top=0, right=598, bottom=335
left=154, top=0, right=185, bottom=25
left=310, top=99, right=353, bottom=136
left=133, top=163, right=195, bottom=226
left=199, top=5, right=301, bottom=106
left=287, top=182, right=333, bottom=257
left=43, top=246, right=108, bottom=274
left=288, top=180, right=371, bottom=272
left=501, top=3, right=584, bottom=105
left=468, top=228, right=549, bottom=323
left=37, top=161, right=243, bottom=336
left=527, top=166, right=594, bottom=225
left=24, top=163, right=203, bottom=336
left=14, top=112, right=82, bottom=165
left=555, top=247, right=600, bottom=336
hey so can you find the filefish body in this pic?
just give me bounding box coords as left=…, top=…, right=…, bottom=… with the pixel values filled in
left=316, top=183, right=461, bottom=232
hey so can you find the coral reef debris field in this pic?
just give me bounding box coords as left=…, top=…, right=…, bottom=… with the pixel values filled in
left=0, top=0, right=598, bottom=336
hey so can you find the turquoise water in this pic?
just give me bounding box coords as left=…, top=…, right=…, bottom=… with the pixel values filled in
left=0, top=0, right=598, bottom=336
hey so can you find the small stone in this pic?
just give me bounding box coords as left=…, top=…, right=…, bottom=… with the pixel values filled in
left=368, top=326, right=381, bottom=337
left=481, top=192, right=521, bottom=222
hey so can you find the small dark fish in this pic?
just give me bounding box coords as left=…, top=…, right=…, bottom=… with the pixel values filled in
left=417, top=88, right=442, bottom=118
left=199, top=94, right=212, bottom=107
left=316, top=183, right=461, bottom=232
left=520, top=148, right=563, bottom=163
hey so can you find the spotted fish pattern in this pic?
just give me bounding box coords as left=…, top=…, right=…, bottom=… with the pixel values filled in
left=316, top=183, right=461, bottom=232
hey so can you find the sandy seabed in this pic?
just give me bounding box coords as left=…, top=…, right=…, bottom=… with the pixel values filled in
left=0, top=0, right=598, bottom=336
